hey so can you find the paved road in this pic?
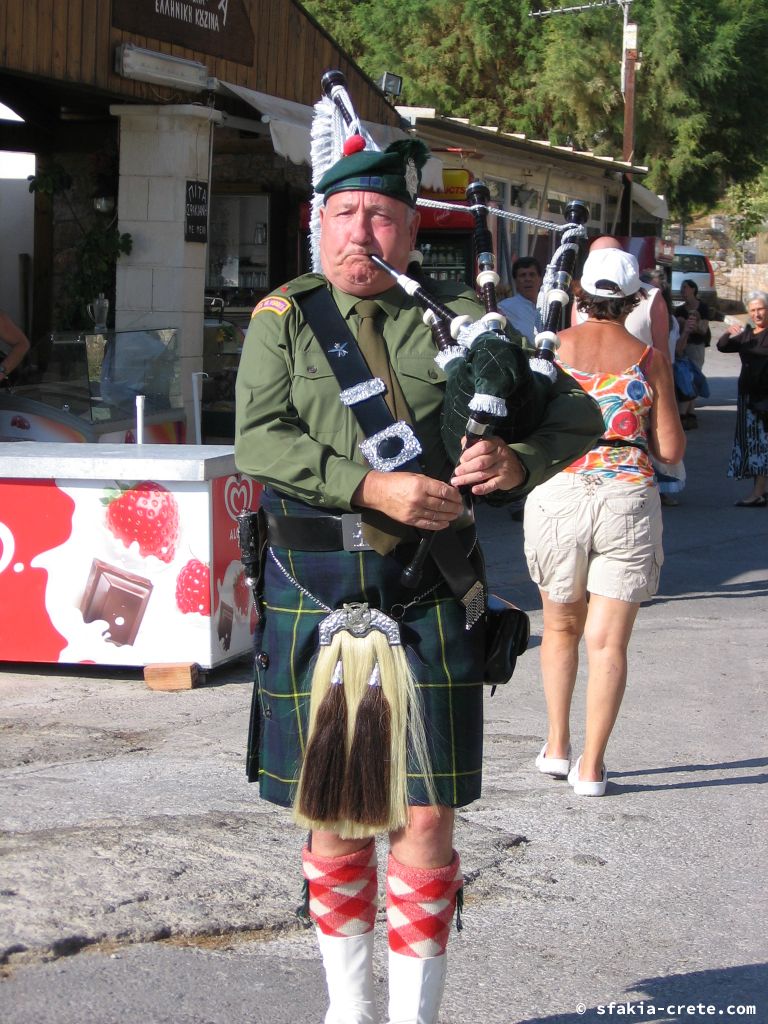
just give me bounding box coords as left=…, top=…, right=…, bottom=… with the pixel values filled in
left=1, top=337, right=766, bottom=1023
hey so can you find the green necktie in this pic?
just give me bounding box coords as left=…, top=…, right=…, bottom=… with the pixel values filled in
left=353, top=299, right=414, bottom=554
left=354, top=300, right=410, bottom=422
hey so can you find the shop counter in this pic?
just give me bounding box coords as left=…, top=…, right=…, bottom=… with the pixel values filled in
left=0, top=443, right=261, bottom=674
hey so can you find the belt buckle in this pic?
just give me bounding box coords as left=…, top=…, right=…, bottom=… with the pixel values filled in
left=341, top=514, right=373, bottom=551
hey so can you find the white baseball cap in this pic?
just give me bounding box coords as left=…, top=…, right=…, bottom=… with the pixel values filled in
left=580, top=247, right=642, bottom=298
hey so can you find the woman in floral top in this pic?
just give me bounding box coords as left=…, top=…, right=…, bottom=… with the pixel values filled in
left=524, top=248, right=685, bottom=796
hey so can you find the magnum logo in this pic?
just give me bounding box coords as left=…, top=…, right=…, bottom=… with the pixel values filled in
left=112, top=0, right=255, bottom=65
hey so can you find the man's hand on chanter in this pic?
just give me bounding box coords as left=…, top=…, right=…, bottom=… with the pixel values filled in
left=452, top=437, right=525, bottom=495
left=353, top=471, right=463, bottom=530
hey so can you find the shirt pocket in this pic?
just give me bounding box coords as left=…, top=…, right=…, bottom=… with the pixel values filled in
left=396, top=355, right=445, bottom=417
left=291, top=357, right=348, bottom=441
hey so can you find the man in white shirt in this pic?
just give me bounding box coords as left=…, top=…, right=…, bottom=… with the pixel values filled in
left=499, top=257, right=543, bottom=343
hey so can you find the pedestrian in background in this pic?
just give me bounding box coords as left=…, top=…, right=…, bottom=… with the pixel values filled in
left=498, top=256, right=543, bottom=344
left=674, top=279, right=711, bottom=430
left=638, top=269, right=686, bottom=506
left=717, top=290, right=768, bottom=507
left=525, top=247, right=685, bottom=796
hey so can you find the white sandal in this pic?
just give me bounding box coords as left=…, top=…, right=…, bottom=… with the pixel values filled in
left=567, top=755, right=608, bottom=797
left=535, top=742, right=571, bottom=778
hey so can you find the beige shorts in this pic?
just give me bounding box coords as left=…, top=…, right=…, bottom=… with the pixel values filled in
left=523, top=472, right=664, bottom=604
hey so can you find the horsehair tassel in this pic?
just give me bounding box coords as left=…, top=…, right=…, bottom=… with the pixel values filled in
left=293, top=630, right=436, bottom=840
left=294, top=652, right=348, bottom=824
left=341, top=662, right=392, bottom=825
left=365, top=631, right=436, bottom=832
left=343, top=632, right=436, bottom=835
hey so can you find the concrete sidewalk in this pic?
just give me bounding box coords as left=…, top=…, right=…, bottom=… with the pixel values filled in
left=1, top=339, right=766, bottom=1023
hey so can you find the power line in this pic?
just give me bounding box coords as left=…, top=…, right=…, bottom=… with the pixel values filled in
left=529, top=0, right=623, bottom=17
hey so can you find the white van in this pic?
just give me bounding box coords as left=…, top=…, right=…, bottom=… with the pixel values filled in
left=670, top=246, right=718, bottom=307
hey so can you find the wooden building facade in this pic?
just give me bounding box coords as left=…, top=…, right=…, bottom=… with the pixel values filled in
left=0, top=0, right=403, bottom=433
left=0, top=0, right=395, bottom=131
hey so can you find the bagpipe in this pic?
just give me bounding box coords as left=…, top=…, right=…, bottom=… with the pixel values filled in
left=410, top=189, right=589, bottom=466
left=371, top=188, right=589, bottom=590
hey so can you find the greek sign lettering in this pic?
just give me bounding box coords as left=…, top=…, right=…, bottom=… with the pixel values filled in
left=185, top=180, right=208, bottom=243
left=112, top=0, right=253, bottom=64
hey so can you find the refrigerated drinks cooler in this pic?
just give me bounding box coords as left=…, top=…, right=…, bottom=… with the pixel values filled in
left=416, top=169, right=476, bottom=287
left=416, top=230, right=474, bottom=286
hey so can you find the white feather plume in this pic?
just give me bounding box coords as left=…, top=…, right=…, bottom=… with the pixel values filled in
left=309, top=88, right=380, bottom=273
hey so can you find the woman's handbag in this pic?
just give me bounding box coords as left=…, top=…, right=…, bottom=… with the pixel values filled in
left=673, top=357, right=697, bottom=401
left=674, top=357, right=709, bottom=401
left=484, top=594, right=530, bottom=690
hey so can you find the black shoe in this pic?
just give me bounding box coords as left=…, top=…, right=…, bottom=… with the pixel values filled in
left=735, top=495, right=767, bottom=507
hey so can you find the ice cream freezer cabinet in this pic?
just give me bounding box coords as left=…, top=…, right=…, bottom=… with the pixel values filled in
left=0, top=443, right=262, bottom=673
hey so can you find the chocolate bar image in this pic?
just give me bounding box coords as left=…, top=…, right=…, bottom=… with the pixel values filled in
left=80, top=559, right=153, bottom=647
left=217, top=601, right=233, bottom=651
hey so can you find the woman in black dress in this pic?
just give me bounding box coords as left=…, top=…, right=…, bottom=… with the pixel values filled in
left=717, top=290, right=768, bottom=507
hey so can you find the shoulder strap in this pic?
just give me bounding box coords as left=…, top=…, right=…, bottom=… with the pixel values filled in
left=638, top=344, right=655, bottom=373
left=297, top=287, right=422, bottom=473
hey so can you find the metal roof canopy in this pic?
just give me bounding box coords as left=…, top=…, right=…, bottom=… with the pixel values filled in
left=215, top=82, right=444, bottom=187
left=397, top=108, right=649, bottom=177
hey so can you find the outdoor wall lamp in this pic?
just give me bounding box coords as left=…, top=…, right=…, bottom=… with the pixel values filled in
left=93, top=196, right=115, bottom=215
left=115, top=44, right=211, bottom=93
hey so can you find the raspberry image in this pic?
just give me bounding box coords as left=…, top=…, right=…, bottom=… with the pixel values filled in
left=233, top=570, right=250, bottom=616
left=176, top=559, right=211, bottom=616
left=103, top=482, right=180, bottom=563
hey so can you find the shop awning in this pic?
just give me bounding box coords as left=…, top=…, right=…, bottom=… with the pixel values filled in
left=216, top=81, right=443, bottom=188
left=631, top=181, right=668, bottom=221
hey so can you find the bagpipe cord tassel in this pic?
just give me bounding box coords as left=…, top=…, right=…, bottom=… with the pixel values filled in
left=294, top=651, right=348, bottom=825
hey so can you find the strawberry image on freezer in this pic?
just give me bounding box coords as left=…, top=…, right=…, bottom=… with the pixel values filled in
left=233, top=569, right=250, bottom=618
left=103, top=481, right=180, bottom=563
left=176, top=558, right=211, bottom=616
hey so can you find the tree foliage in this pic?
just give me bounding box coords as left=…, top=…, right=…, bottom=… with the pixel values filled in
left=300, top=0, right=768, bottom=220
left=28, top=161, right=132, bottom=329
left=723, top=170, right=768, bottom=248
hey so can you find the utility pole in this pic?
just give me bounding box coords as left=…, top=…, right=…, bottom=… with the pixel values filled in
left=530, top=0, right=637, bottom=236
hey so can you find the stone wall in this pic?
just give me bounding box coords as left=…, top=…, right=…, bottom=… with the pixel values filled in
left=715, top=263, right=768, bottom=307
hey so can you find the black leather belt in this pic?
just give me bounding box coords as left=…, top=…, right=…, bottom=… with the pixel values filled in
left=266, top=511, right=377, bottom=552
left=594, top=437, right=648, bottom=453
left=266, top=511, right=473, bottom=554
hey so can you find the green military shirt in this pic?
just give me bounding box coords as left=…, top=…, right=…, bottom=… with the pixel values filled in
left=234, top=273, right=602, bottom=508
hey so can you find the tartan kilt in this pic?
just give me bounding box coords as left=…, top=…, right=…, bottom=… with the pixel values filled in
left=251, top=536, right=486, bottom=812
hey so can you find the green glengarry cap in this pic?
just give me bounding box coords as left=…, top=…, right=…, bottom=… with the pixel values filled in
left=316, top=139, right=431, bottom=207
